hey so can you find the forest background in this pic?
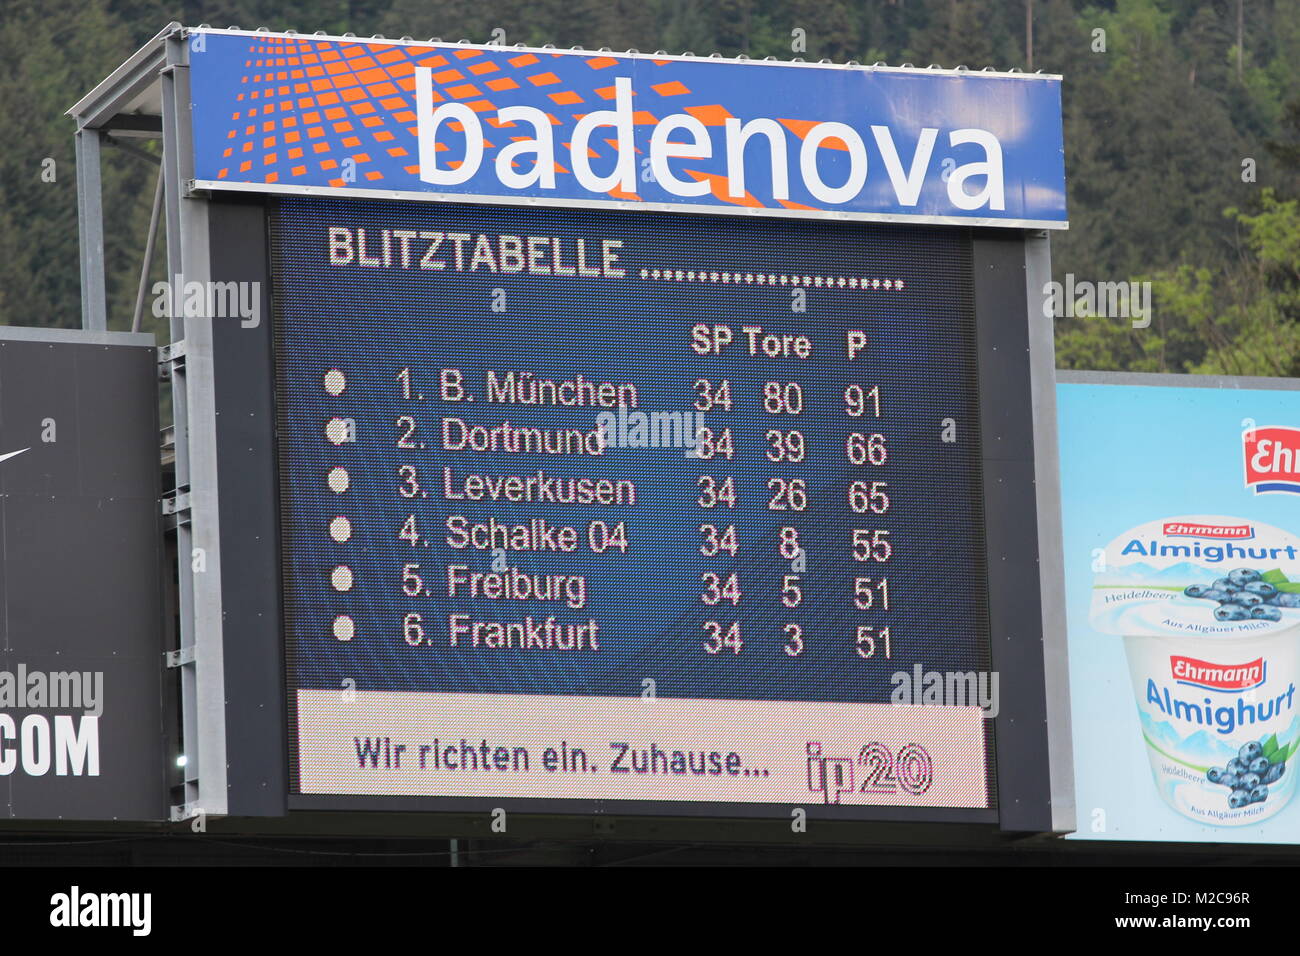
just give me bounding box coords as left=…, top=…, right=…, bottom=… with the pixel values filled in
left=3, top=0, right=1298, bottom=375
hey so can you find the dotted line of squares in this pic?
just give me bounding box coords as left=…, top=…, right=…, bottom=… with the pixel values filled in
left=638, top=269, right=904, bottom=289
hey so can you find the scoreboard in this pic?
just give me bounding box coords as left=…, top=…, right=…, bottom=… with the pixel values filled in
left=67, top=26, right=1072, bottom=826
left=272, top=196, right=996, bottom=810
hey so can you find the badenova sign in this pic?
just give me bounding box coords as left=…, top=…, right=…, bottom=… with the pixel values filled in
left=188, top=29, right=1067, bottom=228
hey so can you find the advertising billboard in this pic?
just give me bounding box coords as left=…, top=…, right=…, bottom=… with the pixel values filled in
left=0, top=328, right=167, bottom=820
left=187, top=30, right=1066, bottom=229
left=56, top=24, right=1069, bottom=826
left=1059, top=372, right=1300, bottom=842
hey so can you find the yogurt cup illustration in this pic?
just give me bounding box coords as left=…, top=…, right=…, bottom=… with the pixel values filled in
left=1091, top=515, right=1300, bottom=826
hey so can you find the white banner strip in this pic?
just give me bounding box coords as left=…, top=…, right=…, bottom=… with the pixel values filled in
left=297, top=690, right=989, bottom=807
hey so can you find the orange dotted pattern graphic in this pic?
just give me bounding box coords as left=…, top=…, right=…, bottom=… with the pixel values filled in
left=201, top=35, right=782, bottom=206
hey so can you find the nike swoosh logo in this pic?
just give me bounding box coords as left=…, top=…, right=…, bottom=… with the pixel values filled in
left=0, top=448, right=30, bottom=464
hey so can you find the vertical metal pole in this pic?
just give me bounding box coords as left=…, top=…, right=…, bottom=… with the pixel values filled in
left=160, top=41, right=197, bottom=817
left=162, top=28, right=228, bottom=818
left=1025, top=0, right=1034, bottom=71
left=75, top=128, right=108, bottom=330
left=132, top=166, right=165, bottom=334
left=1024, top=231, right=1073, bottom=832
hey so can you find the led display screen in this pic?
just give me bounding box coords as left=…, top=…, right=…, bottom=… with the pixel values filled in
left=271, top=194, right=996, bottom=813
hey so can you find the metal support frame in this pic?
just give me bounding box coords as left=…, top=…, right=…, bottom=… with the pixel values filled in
left=70, top=23, right=178, bottom=333
left=132, top=167, right=165, bottom=333
left=159, top=29, right=229, bottom=819
left=68, top=21, right=230, bottom=821
left=75, top=128, right=107, bottom=331
left=64, top=22, right=1076, bottom=831
left=105, top=135, right=163, bottom=167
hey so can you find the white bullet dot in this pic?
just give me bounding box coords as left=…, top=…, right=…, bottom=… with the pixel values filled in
left=325, top=417, right=352, bottom=444
left=333, top=615, right=354, bottom=641
left=330, top=516, right=352, bottom=542
left=327, top=467, right=350, bottom=493
left=323, top=369, right=347, bottom=395
left=331, top=566, right=354, bottom=591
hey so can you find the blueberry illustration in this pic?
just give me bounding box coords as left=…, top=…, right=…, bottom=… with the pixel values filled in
left=1215, top=605, right=1251, bottom=621
left=1233, top=592, right=1265, bottom=608
left=1245, top=582, right=1278, bottom=599
left=1240, top=741, right=1264, bottom=762
left=1208, top=766, right=1225, bottom=784
left=1220, top=772, right=1242, bottom=789
left=1229, top=790, right=1250, bottom=809
left=1267, top=593, right=1300, bottom=608
left=1249, top=756, right=1270, bottom=775
left=1253, top=606, right=1283, bottom=622
left=1227, top=758, right=1245, bottom=775
left=1213, top=578, right=1241, bottom=593
left=1202, top=588, right=1234, bottom=603
left=1264, top=763, right=1285, bottom=785
left=1228, top=568, right=1262, bottom=587
left=1242, top=772, right=1262, bottom=790
left=1185, top=584, right=1208, bottom=598
left=1251, top=785, right=1269, bottom=804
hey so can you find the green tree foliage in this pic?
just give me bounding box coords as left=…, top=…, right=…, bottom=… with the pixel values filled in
left=1057, top=189, right=1300, bottom=376
left=0, top=0, right=156, bottom=330
left=3, top=0, right=1296, bottom=376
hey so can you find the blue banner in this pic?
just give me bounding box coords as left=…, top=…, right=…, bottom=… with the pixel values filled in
left=188, top=29, right=1067, bottom=229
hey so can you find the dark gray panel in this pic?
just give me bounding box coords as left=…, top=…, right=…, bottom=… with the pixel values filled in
left=981, top=457, right=1051, bottom=828
left=0, top=335, right=166, bottom=820
left=0, top=342, right=81, bottom=497
left=973, top=239, right=1036, bottom=458
left=73, top=346, right=161, bottom=497
left=5, top=655, right=164, bottom=820
left=2, top=496, right=160, bottom=658
left=0, top=340, right=158, bottom=498
left=208, top=198, right=288, bottom=816
left=973, top=233, right=1053, bottom=832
